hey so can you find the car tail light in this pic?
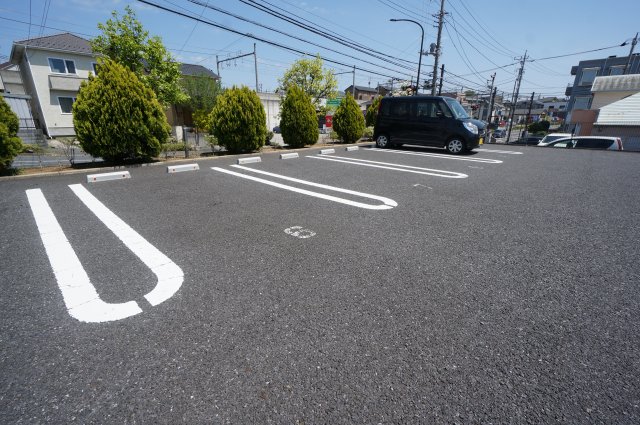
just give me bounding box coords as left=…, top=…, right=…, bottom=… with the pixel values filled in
left=616, top=138, right=623, bottom=150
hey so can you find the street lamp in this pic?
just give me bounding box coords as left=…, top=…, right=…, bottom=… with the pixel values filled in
left=390, top=18, right=424, bottom=96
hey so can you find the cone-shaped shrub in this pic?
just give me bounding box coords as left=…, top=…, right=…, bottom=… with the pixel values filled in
left=208, top=86, right=266, bottom=154
left=73, top=58, right=169, bottom=162
left=0, top=96, right=22, bottom=169
left=333, top=92, right=365, bottom=144
left=365, top=96, right=382, bottom=127
left=280, top=84, right=319, bottom=148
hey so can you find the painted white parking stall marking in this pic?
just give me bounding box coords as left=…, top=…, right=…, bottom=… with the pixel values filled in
left=212, top=166, right=397, bottom=210
left=68, top=184, right=184, bottom=307
left=87, top=171, right=131, bottom=183
left=285, top=226, right=316, bottom=239
left=26, top=189, right=143, bottom=323
left=474, top=148, right=523, bottom=155
left=307, top=155, right=468, bottom=178
left=368, top=147, right=503, bottom=164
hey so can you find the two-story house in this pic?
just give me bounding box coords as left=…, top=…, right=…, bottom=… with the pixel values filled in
left=565, top=54, right=640, bottom=129
left=7, top=32, right=221, bottom=142
left=10, top=33, right=95, bottom=137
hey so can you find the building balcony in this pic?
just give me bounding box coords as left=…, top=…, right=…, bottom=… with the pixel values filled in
left=565, top=84, right=573, bottom=96
left=49, top=74, right=87, bottom=92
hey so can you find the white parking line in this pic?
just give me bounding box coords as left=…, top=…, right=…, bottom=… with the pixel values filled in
left=212, top=166, right=397, bottom=210
left=26, top=186, right=185, bottom=323
left=69, top=184, right=184, bottom=307
left=368, top=147, right=503, bottom=164
left=307, top=154, right=468, bottom=178
left=26, top=189, right=143, bottom=323
left=474, top=148, right=523, bottom=155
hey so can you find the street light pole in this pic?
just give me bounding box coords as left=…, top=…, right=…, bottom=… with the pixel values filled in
left=390, top=18, right=424, bottom=96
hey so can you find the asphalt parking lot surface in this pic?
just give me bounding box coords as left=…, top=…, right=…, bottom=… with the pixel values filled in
left=1, top=144, right=639, bottom=423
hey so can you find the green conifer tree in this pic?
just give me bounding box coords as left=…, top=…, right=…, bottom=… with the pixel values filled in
left=73, top=59, right=169, bottom=162
left=0, top=96, right=22, bottom=170
left=333, top=93, right=365, bottom=144
left=365, top=96, right=382, bottom=127
left=280, top=84, right=319, bottom=148
left=208, top=86, right=267, bottom=153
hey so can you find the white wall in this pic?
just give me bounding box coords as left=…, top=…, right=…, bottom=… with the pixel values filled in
left=259, top=92, right=281, bottom=131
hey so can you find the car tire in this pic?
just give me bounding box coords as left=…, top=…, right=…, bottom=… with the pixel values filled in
left=376, top=134, right=391, bottom=149
left=445, top=138, right=466, bottom=154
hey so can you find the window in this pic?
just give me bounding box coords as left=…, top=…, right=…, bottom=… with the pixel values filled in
left=390, top=101, right=410, bottom=118
left=58, top=97, right=76, bottom=114
left=579, top=67, right=598, bottom=85
left=48, top=58, right=76, bottom=74
left=609, top=66, right=625, bottom=76
left=416, top=100, right=439, bottom=118
left=574, top=138, right=612, bottom=149
left=573, top=96, right=591, bottom=110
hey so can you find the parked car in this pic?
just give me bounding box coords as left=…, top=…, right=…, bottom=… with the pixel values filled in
left=507, top=136, right=543, bottom=145
left=373, top=95, right=487, bottom=154
left=546, top=136, right=623, bottom=151
left=537, top=132, right=572, bottom=146
left=272, top=126, right=281, bottom=133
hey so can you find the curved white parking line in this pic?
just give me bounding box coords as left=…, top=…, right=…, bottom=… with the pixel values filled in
left=368, top=147, right=503, bottom=164
left=307, top=155, right=468, bottom=178
left=69, top=184, right=184, bottom=307
left=26, top=189, right=143, bottom=323
left=212, top=166, right=397, bottom=210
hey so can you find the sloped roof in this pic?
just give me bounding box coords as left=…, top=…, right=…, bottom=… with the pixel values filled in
left=595, top=91, right=640, bottom=125
left=14, top=32, right=93, bottom=55
left=180, top=63, right=219, bottom=79
left=345, top=85, right=378, bottom=93
left=592, top=75, right=640, bottom=93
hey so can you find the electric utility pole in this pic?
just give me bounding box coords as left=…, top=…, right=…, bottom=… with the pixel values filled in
left=438, top=64, right=445, bottom=95
left=624, top=32, right=638, bottom=74
left=486, top=72, right=496, bottom=122
left=431, top=0, right=445, bottom=95
left=216, top=46, right=259, bottom=92
left=506, top=51, right=527, bottom=143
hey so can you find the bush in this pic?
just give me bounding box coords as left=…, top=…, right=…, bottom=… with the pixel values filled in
left=527, top=120, right=551, bottom=133
left=0, top=96, right=22, bottom=169
left=73, top=59, right=169, bottom=162
left=208, top=86, right=266, bottom=154
left=333, top=92, right=365, bottom=144
left=161, top=142, right=191, bottom=152
left=266, top=131, right=274, bottom=145
left=279, top=84, right=319, bottom=148
left=363, top=127, right=374, bottom=139
left=365, top=96, right=381, bottom=127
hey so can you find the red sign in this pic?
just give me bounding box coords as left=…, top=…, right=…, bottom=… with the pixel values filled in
left=325, top=115, right=333, bottom=128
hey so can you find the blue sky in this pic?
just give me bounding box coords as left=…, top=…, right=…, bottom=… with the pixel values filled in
left=2, top=0, right=639, bottom=100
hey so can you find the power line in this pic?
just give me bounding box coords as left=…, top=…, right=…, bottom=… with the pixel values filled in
left=136, top=0, right=414, bottom=82
left=184, top=0, right=416, bottom=74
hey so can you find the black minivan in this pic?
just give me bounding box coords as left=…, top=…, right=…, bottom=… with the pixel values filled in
left=373, top=95, right=487, bottom=154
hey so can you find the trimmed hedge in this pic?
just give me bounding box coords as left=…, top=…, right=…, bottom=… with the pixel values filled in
left=0, top=96, right=22, bottom=169
left=208, top=86, right=266, bottom=153
left=280, top=84, right=319, bottom=148
left=73, top=59, right=169, bottom=162
left=333, top=92, right=365, bottom=144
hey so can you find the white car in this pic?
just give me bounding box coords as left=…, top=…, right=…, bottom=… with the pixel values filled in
left=537, top=133, right=572, bottom=146
left=546, top=136, right=623, bottom=151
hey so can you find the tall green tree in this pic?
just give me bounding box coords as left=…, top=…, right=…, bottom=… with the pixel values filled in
left=208, top=86, right=266, bottom=154
left=278, top=55, right=338, bottom=108
left=178, top=73, right=223, bottom=131
left=91, top=6, right=187, bottom=106
left=365, top=96, right=382, bottom=127
left=333, top=93, right=365, bottom=144
left=280, top=84, right=319, bottom=148
left=0, top=96, right=22, bottom=170
left=73, top=59, right=170, bottom=162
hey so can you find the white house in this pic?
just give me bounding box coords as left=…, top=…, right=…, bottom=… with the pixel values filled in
left=10, top=33, right=95, bottom=137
